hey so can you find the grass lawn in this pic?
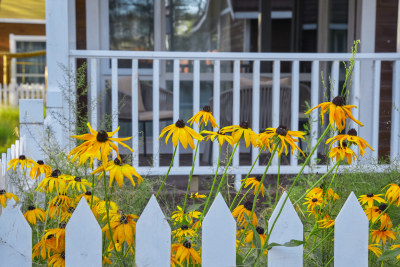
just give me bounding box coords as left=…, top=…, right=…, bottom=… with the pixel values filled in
left=0, top=106, right=19, bottom=154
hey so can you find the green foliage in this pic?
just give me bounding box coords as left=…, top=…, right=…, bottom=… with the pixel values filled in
left=0, top=106, right=19, bottom=154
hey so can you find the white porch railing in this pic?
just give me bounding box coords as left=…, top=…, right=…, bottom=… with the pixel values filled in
left=0, top=83, right=45, bottom=106
left=67, top=51, right=400, bottom=186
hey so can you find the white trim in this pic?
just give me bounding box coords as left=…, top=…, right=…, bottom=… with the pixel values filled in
left=303, top=23, right=317, bottom=30
left=330, top=23, right=348, bottom=30
left=271, top=11, right=292, bottom=19
left=234, top=12, right=259, bottom=19
left=0, top=18, right=45, bottom=24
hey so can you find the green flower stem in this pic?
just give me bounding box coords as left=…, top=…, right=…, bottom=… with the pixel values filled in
left=253, top=124, right=331, bottom=266
left=305, top=229, right=334, bottom=259
left=237, top=145, right=278, bottom=249
left=214, top=142, right=239, bottom=196
left=230, top=147, right=264, bottom=211
left=156, top=145, right=178, bottom=198
left=182, top=124, right=204, bottom=213
left=274, top=155, right=281, bottom=205
left=194, top=145, right=221, bottom=233
left=236, top=187, right=253, bottom=208
left=324, top=256, right=334, bottom=267
left=90, top=173, right=95, bottom=208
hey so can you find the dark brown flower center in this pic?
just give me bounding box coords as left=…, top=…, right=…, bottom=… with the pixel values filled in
left=28, top=205, right=35, bottom=211
left=85, top=191, right=92, bottom=196
left=181, top=225, right=188, bottom=230
left=341, top=142, right=348, bottom=148
left=255, top=175, right=262, bottom=182
left=379, top=204, right=388, bottom=212
left=202, top=105, right=211, bottom=112
left=67, top=207, right=75, bottom=213
left=0, top=189, right=5, bottom=195
left=59, top=222, right=67, bottom=229
left=240, top=121, right=249, bottom=129
left=256, top=226, right=265, bottom=235
left=332, top=96, right=345, bottom=106
left=348, top=128, right=357, bottom=136
left=183, top=241, right=191, bottom=248
left=120, top=215, right=129, bottom=224
left=74, top=176, right=81, bottom=182
left=114, top=158, right=122, bottom=165
left=312, top=198, right=318, bottom=203
left=367, top=193, right=374, bottom=198
left=96, top=130, right=109, bottom=142
left=46, top=234, right=54, bottom=239
left=19, top=155, right=26, bottom=160
left=61, top=251, right=65, bottom=259
left=244, top=201, right=253, bottom=211
left=276, top=125, right=288, bottom=136
left=217, top=130, right=225, bottom=135
left=37, top=160, right=44, bottom=165
left=175, top=119, right=185, bottom=128
left=51, top=170, right=61, bottom=178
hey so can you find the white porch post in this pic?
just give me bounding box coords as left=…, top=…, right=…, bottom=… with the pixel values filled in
left=357, top=0, right=376, bottom=161
left=45, top=0, right=76, bottom=147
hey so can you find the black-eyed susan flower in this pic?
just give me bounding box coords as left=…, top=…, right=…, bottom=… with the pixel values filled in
left=317, top=214, right=335, bottom=228
left=232, top=201, right=258, bottom=227
left=190, top=192, right=206, bottom=199
left=171, top=206, right=201, bottom=225
left=92, top=158, right=142, bottom=188
left=44, top=222, right=67, bottom=248
left=172, top=225, right=196, bottom=239
left=159, top=119, right=204, bottom=149
left=328, top=143, right=358, bottom=164
left=0, top=189, right=18, bottom=208
left=66, top=176, right=92, bottom=192
left=358, top=193, right=385, bottom=207
left=47, top=250, right=65, bottom=267
left=326, top=128, right=374, bottom=156
left=368, top=244, right=382, bottom=257
left=33, top=233, right=62, bottom=260
left=244, top=226, right=267, bottom=246
left=171, top=241, right=201, bottom=265
left=93, top=200, right=118, bottom=219
left=390, top=244, right=400, bottom=260
left=306, top=186, right=340, bottom=202
left=221, top=121, right=259, bottom=148
left=187, top=105, right=218, bottom=128
left=61, top=206, right=75, bottom=221
left=69, top=122, right=133, bottom=166
left=242, top=176, right=265, bottom=197
left=7, top=155, right=36, bottom=171
left=259, top=125, right=306, bottom=156
left=364, top=204, right=392, bottom=227
left=29, top=160, right=52, bottom=179
left=36, top=170, right=68, bottom=194
left=102, top=213, right=137, bottom=246
left=371, top=225, right=396, bottom=244
left=303, top=196, right=323, bottom=212
left=75, top=191, right=99, bottom=204
left=305, top=96, right=363, bottom=131
left=50, top=193, right=73, bottom=208
left=201, top=129, right=234, bottom=146
left=24, top=205, right=46, bottom=225
left=384, top=183, right=400, bottom=206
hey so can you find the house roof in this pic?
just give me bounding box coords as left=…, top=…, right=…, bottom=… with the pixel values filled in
left=0, top=0, right=45, bottom=22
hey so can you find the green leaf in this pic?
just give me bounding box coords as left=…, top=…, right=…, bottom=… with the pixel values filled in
left=186, top=203, right=203, bottom=212
left=378, top=247, right=400, bottom=261
left=265, top=242, right=282, bottom=250
left=283, top=239, right=305, bottom=247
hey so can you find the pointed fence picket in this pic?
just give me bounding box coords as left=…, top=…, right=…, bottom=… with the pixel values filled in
left=0, top=191, right=370, bottom=266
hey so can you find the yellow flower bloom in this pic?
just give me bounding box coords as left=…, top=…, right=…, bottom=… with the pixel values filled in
left=159, top=119, right=204, bottom=149
left=33, top=233, right=62, bottom=260
left=29, top=160, right=52, bottom=179
left=171, top=241, right=201, bottom=265
left=384, top=183, right=400, bottom=206
left=244, top=226, right=268, bottom=255
left=190, top=192, right=206, bottom=199
left=171, top=206, right=201, bottom=225
left=317, top=214, right=335, bottom=228
left=242, top=176, right=265, bottom=197
left=102, top=213, right=137, bottom=246
left=0, top=190, right=18, bottom=208
left=390, top=244, right=400, bottom=259
left=371, top=225, right=397, bottom=244
left=69, top=122, right=133, bottom=166
left=187, top=105, right=218, bottom=128
left=7, top=155, right=36, bottom=171
left=66, top=176, right=92, bottom=193
left=306, top=187, right=340, bottom=202
left=201, top=129, right=234, bottom=146
left=369, top=244, right=382, bottom=257
left=305, top=96, right=363, bottom=131
left=50, top=193, right=74, bottom=208
left=93, top=200, right=118, bottom=219
left=61, top=206, right=75, bottom=222
left=303, top=196, right=323, bottom=212
left=358, top=193, right=385, bottom=207
left=36, top=170, right=68, bottom=194
left=328, top=143, right=358, bottom=164
left=326, top=128, right=373, bottom=156
left=364, top=204, right=392, bottom=228
left=24, top=205, right=46, bottom=225
left=47, top=250, right=65, bottom=267
left=75, top=191, right=99, bottom=205
left=232, top=201, right=258, bottom=227
left=259, top=125, right=305, bottom=156
left=221, top=122, right=259, bottom=148
left=172, top=225, right=196, bottom=239
left=44, top=223, right=67, bottom=249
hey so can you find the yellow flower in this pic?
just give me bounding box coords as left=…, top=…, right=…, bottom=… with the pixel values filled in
left=102, top=213, right=137, bottom=246
left=390, top=244, right=400, bottom=259
left=221, top=122, right=259, bottom=148
left=306, top=187, right=340, bottom=202
left=303, top=196, right=323, bottom=212
left=328, top=143, right=358, bottom=164
left=29, top=160, right=52, bottom=179
left=36, top=170, right=68, bottom=194
left=24, top=205, right=46, bottom=225
left=159, top=119, right=204, bottom=149
left=92, top=158, right=142, bottom=188
left=242, top=176, right=265, bottom=197
left=171, top=241, right=201, bottom=265
left=244, top=226, right=268, bottom=255
left=326, top=128, right=374, bottom=156
left=371, top=225, right=397, bottom=244
left=305, top=96, right=363, bottom=131
left=69, top=122, right=133, bottom=166
left=259, top=125, right=305, bottom=156
left=364, top=204, right=392, bottom=228
left=47, top=250, right=65, bottom=267
left=369, top=244, right=382, bottom=257
left=190, top=192, right=206, bottom=199
left=33, top=233, right=63, bottom=260
left=358, top=193, right=385, bottom=207
left=44, top=222, right=67, bottom=248
left=187, top=105, right=218, bottom=128
left=384, top=183, right=400, bottom=206
left=93, top=200, right=118, bottom=219
left=61, top=206, right=75, bottom=222
left=232, top=201, right=258, bottom=227
left=201, top=129, right=234, bottom=146
left=66, top=176, right=92, bottom=192
left=7, top=155, right=36, bottom=171
left=317, top=214, right=335, bottom=228
left=171, top=206, right=201, bottom=225
left=75, top=191, right=99, bottom=205
left=0, top=190, right=18, bottom=208
left=172, top=225, right=196, bottom=239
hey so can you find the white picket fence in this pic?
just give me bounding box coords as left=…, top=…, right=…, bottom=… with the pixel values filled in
left=0, top=83, right=45, bottom=106
left=0, top=190, right=367, bottom=266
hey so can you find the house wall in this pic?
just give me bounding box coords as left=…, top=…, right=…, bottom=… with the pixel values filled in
left=375, top=0, right=398, bottom=159
left=0, top=23, right=45, bottom=84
